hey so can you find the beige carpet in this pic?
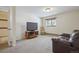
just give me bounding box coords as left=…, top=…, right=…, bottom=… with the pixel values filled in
left=0, top=35, right=53, bottom=53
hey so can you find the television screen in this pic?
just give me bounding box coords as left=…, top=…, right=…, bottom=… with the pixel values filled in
left=27, top=22, right=38, bottom=31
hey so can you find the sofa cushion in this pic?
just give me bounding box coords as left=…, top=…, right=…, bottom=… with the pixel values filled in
left=59, top=33, right=70, bottom=38
left=69, top=32, right=76, bottom=42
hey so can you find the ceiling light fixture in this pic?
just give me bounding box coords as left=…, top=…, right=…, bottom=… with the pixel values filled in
left=43, top=7, right=53, bottom=12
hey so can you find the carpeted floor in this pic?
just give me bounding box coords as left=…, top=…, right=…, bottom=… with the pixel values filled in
left=0, top=35, right=53, bottom=53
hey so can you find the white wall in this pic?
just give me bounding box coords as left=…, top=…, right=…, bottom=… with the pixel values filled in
left=16, top=7, right=40, bottom=40
left=42, top=10, right=79, bottom=34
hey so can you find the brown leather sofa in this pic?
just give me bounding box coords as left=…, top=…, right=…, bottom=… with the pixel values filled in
left=52, top=30, right=79, bottom=53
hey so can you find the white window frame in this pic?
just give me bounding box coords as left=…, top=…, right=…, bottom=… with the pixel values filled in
left=46, top=18, right=56, bottom=27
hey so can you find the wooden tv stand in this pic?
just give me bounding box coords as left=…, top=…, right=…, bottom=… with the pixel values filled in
left=25, top=31, right=38, bottom=39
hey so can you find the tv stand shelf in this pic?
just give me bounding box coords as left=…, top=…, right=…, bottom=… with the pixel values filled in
left=25, top=31, right=38, bottom=39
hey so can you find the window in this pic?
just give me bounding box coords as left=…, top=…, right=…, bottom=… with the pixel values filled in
left=46, top=18, right=56, bottom=27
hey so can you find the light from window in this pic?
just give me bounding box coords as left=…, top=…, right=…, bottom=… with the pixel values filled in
left=46, top=19, right=56, bottom=27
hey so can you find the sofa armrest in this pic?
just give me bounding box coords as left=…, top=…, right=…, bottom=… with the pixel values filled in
left=59, top=33, right=70, bottom=38
left=51, top=38, right=73, bottom=53
left=52, top=38, right=71, bottom=46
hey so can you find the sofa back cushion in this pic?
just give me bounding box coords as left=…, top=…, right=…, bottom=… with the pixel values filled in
left=69, top=30, right=79, bottom=42
left=71, top=32, right=79, bottom=48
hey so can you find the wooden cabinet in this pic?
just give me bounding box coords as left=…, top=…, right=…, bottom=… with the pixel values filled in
left=0, top=11, right=9, bottom=49
left=25, top=31, right=38, bottom=39
left=0, top=19, right=8, bottom=44
left=0, top=20, right=8, bottom=27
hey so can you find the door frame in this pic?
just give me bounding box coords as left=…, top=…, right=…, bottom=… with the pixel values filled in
left=8, top=6, right=16, bottom=47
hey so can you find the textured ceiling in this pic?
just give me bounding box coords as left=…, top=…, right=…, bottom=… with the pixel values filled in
left=16, top=6, right=79, bottom=17
left=0, top=6, right=79, bottom=17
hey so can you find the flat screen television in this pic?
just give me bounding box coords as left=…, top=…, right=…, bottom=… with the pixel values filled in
left=27, top=22, right=38, bottom=31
